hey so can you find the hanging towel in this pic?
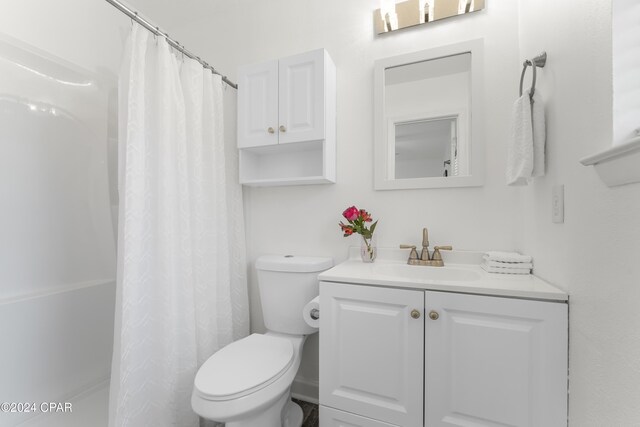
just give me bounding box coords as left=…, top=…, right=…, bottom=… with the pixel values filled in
left=506, top=90, right=546, bottom=185
left=481, top=263, right=531, bottom=275
left=531, top=92, right=546, bottom=177
left=483, top=258, right=533, bottom=269
left=484, top=251, right=533, bottom=263
left=506, top=90, right=533, bottom=186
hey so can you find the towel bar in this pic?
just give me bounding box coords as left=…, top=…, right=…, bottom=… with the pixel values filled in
left=519, top=52, right=547, bottom=98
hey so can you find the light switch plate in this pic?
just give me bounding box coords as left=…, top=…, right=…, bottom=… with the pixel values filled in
left=552, top=184, right=564, bottom=223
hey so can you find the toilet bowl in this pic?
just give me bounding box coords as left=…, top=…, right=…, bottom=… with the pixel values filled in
left=192, top=332, right=306, bottom=427
left=191, top=255, right=333, bottom=427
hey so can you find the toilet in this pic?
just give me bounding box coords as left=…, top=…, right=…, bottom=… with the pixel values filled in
left=191, top=255, right=333, bottom=427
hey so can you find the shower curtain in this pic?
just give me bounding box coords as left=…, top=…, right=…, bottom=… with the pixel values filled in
left=109, top=24, right=249, bottom=427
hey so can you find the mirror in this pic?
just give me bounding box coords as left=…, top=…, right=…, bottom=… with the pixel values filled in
left=374, top=40, right=484, bottom=189
left=393, top=116, right=461, bottom=179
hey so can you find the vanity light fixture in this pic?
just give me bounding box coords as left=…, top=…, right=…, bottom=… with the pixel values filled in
left=374, top=0, right=485, bottom=35
left=378, top=0, right=399, bottom=31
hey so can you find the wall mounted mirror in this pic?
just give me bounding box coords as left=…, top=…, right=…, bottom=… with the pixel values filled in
left=374, top=40, right=484, bottom=190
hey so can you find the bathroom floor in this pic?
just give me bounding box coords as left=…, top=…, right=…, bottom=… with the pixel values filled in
left=293, top=398, right=319, bottom=427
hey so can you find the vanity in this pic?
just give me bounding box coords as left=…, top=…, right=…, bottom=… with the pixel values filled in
left=318, top=248, right=568, bottom=427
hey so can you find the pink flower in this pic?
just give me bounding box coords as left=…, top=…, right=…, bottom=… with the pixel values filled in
left=342, top=206, right=359, bottom=221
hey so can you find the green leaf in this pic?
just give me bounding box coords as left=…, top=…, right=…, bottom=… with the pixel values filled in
left=370, top=220, right=378, bottom=235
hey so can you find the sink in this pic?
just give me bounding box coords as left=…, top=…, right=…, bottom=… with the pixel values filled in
left=373, top=263, right=481, bottom=282
left=318, top=249, right=568, bottom=302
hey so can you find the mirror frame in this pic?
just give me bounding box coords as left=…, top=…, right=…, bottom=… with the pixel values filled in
left=374, top=39, right=485, bottom=190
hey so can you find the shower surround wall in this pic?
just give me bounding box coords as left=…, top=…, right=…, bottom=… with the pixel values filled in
left=0, top=35, right=115, bottom=426
left=0, top=1, right=131, bottom=426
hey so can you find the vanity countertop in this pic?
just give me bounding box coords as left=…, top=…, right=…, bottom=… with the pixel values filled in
left=319, top=248, right=568, bottom=302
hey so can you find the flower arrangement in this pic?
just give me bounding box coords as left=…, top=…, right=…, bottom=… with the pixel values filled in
left=339, top=206, right=378, bottom=262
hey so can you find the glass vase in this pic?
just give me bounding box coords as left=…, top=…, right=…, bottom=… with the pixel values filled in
left=360, top=234, right=377, bottom=263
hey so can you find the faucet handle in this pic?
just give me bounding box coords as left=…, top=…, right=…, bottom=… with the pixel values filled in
left=400, top=245, right=419, bottom=260
left=432, top=246, right=452, bottom=261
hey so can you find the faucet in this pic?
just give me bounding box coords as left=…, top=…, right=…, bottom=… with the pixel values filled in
left=400, top=227, right=452, bottom=267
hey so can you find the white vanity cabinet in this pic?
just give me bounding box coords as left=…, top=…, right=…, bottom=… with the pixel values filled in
left=425, top=291, right=568, bottom=427
left=319, top=282, right=568, bottom=427
left=319, top=282, right=424, bottom=427
left=237, top=49, right=336, bottom=186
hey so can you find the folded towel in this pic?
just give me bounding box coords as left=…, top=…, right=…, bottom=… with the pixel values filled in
left=481, top=262, right=531, bottom=275
left=506, top=90, right=546, bottom=185
left=484, top=251, right=533, bottom=263
left=483, top=258, right=533, bottom=269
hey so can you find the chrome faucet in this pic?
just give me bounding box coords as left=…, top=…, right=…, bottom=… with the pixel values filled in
left=400, top=227, right=452, bottom=267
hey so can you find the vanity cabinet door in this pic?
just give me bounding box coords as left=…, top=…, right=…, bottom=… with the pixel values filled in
left=425, top=291, right=568, bottom=427
left=320, top=282, right=424, bottom=427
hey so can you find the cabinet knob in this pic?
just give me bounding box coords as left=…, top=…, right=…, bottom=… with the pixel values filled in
left=410, top=309, right=421, bottom=319
left=267, top=127, right=275, bottom=134
left=429, top=310, right=439, bottom=320
left=279, top=125, right=287, bottom=133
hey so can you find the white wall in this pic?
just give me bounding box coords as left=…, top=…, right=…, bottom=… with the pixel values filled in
left=517, top=0, right=640, bottom=425
left=167, top=0, right=522, bottom=398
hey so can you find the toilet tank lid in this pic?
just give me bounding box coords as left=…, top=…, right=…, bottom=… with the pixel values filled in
left=256, top=255, right=333, bottom=273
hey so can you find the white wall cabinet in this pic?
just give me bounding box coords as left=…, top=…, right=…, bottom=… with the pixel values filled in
left=319, top=282, right=568, bottom=427
left=237, top=59, right=278, bottom=149
left=237, top=49, right=336, bottom=186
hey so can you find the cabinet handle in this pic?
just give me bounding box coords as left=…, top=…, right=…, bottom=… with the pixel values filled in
left=267, top=127, right=275, bottom=134
left=410, top=309, right=421, bottom=319
left=429, top=310, right=439, bottom=320
left=279, top=125, right=287, bottom=133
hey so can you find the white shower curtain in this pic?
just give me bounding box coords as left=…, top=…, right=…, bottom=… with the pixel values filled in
left=109, top=24, right=249, bottom=427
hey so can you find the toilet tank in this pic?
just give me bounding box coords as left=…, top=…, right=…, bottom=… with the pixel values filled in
left=256, top=255, right=333, bottom=335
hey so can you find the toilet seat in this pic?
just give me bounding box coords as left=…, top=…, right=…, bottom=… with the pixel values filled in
left=194, top=334, right=294, bottom=401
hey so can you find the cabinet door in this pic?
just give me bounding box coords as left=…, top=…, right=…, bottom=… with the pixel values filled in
left=237, top=59, right=278, bottom=148
left=320, top=405, right=399, bottom=427
left=425, top=291, right=568, bottom=427
left=320, top=282, right=424, bottom=427
left=278, top=49, right=325, bottom=144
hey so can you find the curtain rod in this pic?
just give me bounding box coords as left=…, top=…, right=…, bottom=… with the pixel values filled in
left=104, top=0, right=237, bottom=89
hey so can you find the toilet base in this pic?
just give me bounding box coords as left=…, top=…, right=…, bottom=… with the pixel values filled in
left=284, top=399, right=303, bottom=427
left=226, top=392, right=303, bottom=427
